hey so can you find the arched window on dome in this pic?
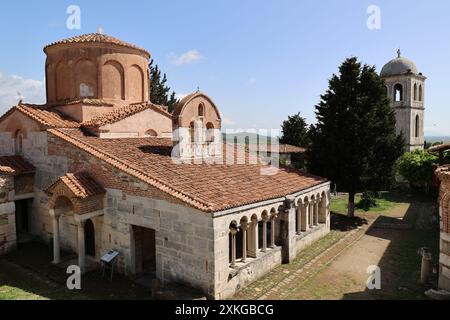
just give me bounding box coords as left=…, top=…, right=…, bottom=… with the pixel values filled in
left=14, top=130, right=24, bottom=155
left=394, top=84, right=403, bottom=102
left=415, top=115, right=420, bottom=138
left=419, top=85, right=423, bottom=102
left=413, top=83, right=417, bottom=101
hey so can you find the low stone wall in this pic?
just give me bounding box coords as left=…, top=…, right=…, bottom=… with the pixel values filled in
left=219, top=247, right=282, bottom=300
left=295, top=224, right=330, bottom=254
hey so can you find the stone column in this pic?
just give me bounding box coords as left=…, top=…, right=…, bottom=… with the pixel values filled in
left=241, top=222, right=249, bottom=262
left=280, top=196, right=297, bottom=264
left=296, top=206, right=302, bottom=234
left=309, top=202, right=314, bottom=228
left=301, top=202, right=309, bottom=232
left=314, top=198, right=320, bottom=226
left=77, top=220, right=86, bottom=272
left=247, top=218, right=258, bottom=258
left=270, top=213, right=278, bottom=249
left=50, top=210, right=61, bottom=264
left=262, top=217, right=268, bottom=253
left=230, top=227, right=237, bottom=268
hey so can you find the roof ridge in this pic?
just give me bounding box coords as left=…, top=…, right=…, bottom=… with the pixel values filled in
left=47, top=129, right=212, bottom=212
left=0, top=104, right=80, bottom=129
left=65, top=173, right=89, bottom=197
left=82, top=102, right=172, bottom=127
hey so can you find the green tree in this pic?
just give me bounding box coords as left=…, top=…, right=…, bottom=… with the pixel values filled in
left=149, top=59, right=179, bottom=112
left=397, top=150, right=438, bottom=192
left=308, top=57, right=404, bottom=217
left=279, top=113, right=310, bottom=147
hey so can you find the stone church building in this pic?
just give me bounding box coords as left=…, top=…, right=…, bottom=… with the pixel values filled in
left=0, top=33, right=331, bottom=299
left=381, top=50, right=426, bottom=151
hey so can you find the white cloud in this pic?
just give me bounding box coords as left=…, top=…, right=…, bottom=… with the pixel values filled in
left=0, top=73, right=45, bottom=112
left=170, top=50, right=203, bottom=66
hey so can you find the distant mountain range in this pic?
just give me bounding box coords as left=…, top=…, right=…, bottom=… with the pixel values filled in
left=425, top=136, right=450, bottom=143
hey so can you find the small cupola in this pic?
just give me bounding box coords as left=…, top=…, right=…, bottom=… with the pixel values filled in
left=172, top=92, right=222, bottom=160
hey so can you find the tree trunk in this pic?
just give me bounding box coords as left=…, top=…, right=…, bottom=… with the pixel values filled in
left=348, top=192, right=355, bottom=218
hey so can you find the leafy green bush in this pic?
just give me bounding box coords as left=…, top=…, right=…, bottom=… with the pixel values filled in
left=397, top=150, right=438, bottom=191
left=357, top=191, right=378, bottom=211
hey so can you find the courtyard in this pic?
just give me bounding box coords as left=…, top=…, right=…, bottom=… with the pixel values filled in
left=232, top=190, right=440, bottom=300
left=0, top=190, right=440, bottom=300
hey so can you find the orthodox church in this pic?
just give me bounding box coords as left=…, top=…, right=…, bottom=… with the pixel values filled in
left=0, top=33, right=331, bottom=299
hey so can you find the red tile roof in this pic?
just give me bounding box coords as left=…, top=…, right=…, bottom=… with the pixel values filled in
left=48, top=128, right=327, bottom=212
left=0, top=104, right=80, bottom=128
left=46, top=171, right=106, bottom=199
left=429, top=143, right=450, bottom=153
left=44, top=33, right=150, bottom=57
left=82, top=102, right=172, bottom=127
left=0, top=156, right=36, bottom=175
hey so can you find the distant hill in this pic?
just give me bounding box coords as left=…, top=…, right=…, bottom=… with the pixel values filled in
left=425, top=136, right=450, bottom=144
left=222, top=132, right=274, bottom=144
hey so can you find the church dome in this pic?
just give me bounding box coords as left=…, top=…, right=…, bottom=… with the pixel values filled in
left=44, top=32, right=150, bottom=57
left=381, top=50, right=418, bottom=77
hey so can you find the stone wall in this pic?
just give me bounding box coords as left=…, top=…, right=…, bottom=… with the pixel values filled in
left=0, top=174, right=16, bottom=255
left=102, top=189, right=215, bottom=296
left=437, top=167, right=450, bottom=291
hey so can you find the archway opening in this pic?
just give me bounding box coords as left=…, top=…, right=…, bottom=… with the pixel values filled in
left=84, top=219, right=95, bottom=257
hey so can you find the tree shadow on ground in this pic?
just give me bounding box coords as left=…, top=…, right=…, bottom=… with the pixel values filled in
left=341, top=194, right=440, bottom=300
left=330, top=212, right=368, bottom=232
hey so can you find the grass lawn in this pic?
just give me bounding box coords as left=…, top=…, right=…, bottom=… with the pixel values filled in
left=0, top=259, right=79, bottom=300
left=331, top=192, right=404, bottom=214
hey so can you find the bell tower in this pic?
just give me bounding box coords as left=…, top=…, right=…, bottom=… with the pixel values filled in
left=381, top=50, right=426, bottom=151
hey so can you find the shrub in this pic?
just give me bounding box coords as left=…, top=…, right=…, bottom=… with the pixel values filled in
left=397, top=150, right=438, bottom=192
left=357, top=191, right=378, bottom=211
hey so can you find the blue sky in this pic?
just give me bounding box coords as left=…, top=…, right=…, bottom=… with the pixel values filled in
left=0, top=0, right=448, bottom=135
